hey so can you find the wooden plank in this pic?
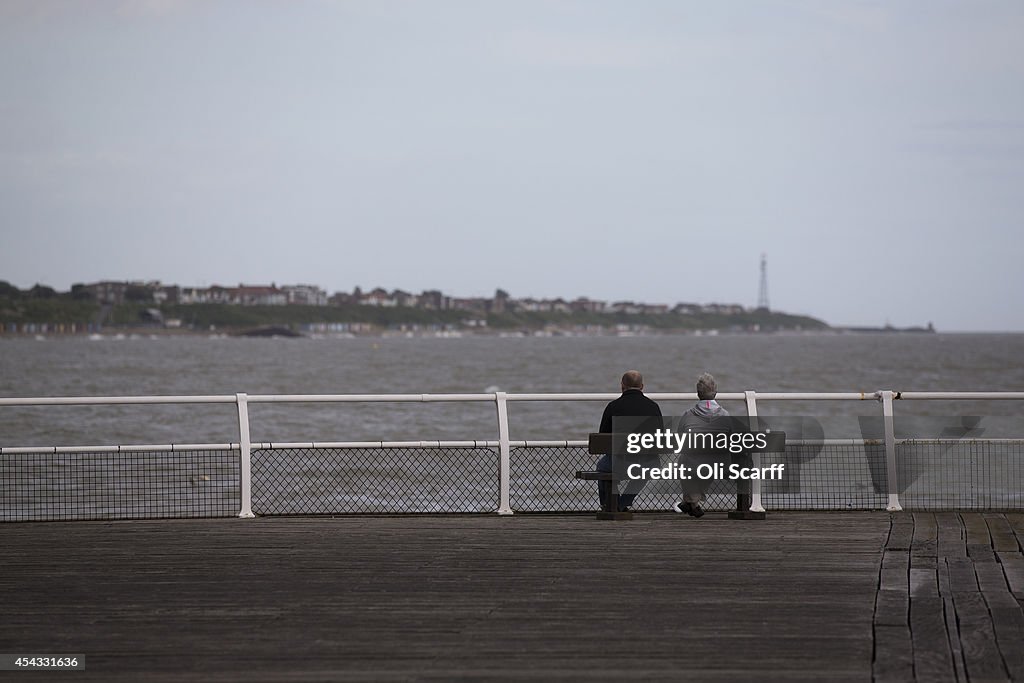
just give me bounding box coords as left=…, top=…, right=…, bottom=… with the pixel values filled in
left=935, top=512, right=966, bottom=558
left=873, top=625, right=914, bottom=683
left=997, top=551, right=1024, bottom=600
left=909, top=596, right=955, bottom=682
left=1007, top=512, right=1024, bottom=547
left=910, top=554, right=937, bottom=570
left=886, top=515, right=914, bottom=551
left=910, top=568, right=938, bottom=597
left=984, top=513, right=1019, bottom=553
left=989, top=606, right=1024, bottom=681
left=961, top=513, right=993, bottom=561
left=975, top=562, right=1017, bottom=608
left=945, top=558, right=979, bottom=594
left=953, top=592, right=1010, bottom=681
left=912, top=512, right=937, bottom=547
left=968, top=545, right=997, bottom=564
left=942, top=597, right=968, bottom=683
left=873, top=591, right=908, bottom=627
left=879, top=551, right=909, bottom=593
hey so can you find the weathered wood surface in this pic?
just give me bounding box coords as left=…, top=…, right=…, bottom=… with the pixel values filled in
left=0, top=512, right=1022, bottom=681
left=874, top=512, right=1024, bottom=683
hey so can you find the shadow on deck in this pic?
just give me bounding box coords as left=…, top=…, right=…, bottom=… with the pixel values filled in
left=1, top=512, right=1023, bottom=681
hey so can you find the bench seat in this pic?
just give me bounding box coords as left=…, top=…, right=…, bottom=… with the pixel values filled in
left=574, top=470, right=614, bottom=481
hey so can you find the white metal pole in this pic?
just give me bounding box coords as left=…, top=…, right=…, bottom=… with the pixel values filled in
left=236, top=392, right=255, bottom=518
left=495, top=392, right=513, bottom=515
left=880, top=390, right=903, bottom=512
left=745, top=390, right=766, bottom=513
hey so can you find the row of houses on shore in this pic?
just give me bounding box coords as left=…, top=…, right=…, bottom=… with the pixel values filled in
left=78, top=281, right=750, bottom=317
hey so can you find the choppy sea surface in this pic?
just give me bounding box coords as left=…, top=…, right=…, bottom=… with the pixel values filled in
left=1, top=333, right=1023, bottom=448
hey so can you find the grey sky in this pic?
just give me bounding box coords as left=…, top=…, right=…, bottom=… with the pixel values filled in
left=1, top=1, right=1022, bottom=331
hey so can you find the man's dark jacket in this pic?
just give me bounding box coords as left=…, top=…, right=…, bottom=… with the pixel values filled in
left=599, top=388, right=663, bottom=433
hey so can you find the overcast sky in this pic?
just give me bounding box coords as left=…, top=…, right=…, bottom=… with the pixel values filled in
left=1, top=1, right=1022, bottom=330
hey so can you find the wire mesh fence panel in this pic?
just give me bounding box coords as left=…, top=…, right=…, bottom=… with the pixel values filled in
left=0, top=449, right=239, bottom=522
left=509, top=444, right=894, bottom=512
left=5, top=440, right=1021, bottom=521
left=757, top=440, right=892, bottom=509
left=759, top=443, right=890, bottom=510
left=509, top=446, right=742, bottom=512
left=509, top=446, right=591, bottom=512
left=251, top=446, right=500, bottom=514
left=897, top=439, right=1024, bottom=510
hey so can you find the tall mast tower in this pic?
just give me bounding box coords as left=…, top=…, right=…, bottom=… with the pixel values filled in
left=757, top=253, right=770, bottom=311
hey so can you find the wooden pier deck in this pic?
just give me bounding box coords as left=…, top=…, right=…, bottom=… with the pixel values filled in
left=2, top=512, right=1023, bottom=682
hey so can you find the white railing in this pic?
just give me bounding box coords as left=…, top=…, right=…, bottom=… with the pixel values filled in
left=2, top=390, right=1023, bottom=518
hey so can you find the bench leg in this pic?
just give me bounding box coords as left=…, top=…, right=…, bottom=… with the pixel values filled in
left=728, top=484, right=765, bottom=520
left=596, top=485, right=633, bottom=520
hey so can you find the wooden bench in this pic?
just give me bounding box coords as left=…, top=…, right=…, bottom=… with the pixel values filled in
left=576, top=431, right=778, bottom=520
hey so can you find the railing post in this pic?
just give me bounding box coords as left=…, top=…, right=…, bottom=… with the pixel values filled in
left=880, top=390, right=903, bottom=512
left=745, top=390, right=766, bottom=514
left=495, top=392, right=513, bottom=515
left=729, top=390, right=767, bottom=520
left=236, top=392, right=255, bottom=518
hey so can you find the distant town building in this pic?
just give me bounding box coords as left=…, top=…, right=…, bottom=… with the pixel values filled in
left=154, top=285, right=180, bottom=305
left=671, top=303, right=697, bottom=315
left=608, top=301, right=641, bottom=314
left=392, top=289, right=418, bottom=307
left=282, top=284, right=327, bottom=306
left=570, top=297, right=606, bottom=313
left=449, top=297, right=488, bottom=313
left=361, top=288, right=396, bottom=307
left=235, top=284, right=286, bottom=306
left=83, top=280, right=161, bottom=305
left=491, top=289, right=510, bottom=314
left=418, top=290, right=449, bottom=310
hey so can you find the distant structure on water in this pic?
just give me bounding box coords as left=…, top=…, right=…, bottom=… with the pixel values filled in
left=757, top=253, right=770, bottom=311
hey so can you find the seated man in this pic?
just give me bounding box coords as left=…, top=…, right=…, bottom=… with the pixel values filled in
left=673, top=372, right=732, bottom=518
left=596, top=370, right=663, bottom=512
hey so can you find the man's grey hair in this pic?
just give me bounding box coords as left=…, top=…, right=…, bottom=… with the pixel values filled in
left=696, top=372, right=717, bottom=400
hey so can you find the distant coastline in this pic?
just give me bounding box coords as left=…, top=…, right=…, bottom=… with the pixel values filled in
left=2, top=314, right=945, bottom=339
left=1, top=279, right=941, bottom=337
left=2, top=279, right=835, bottom=336
left=1, top=303, right=829, bottom=337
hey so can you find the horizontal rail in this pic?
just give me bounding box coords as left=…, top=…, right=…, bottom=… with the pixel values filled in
left=789, top=439, right=882, bottom=446
left=254, top=440, right=591, bottom=449
left=894, top=438, right=1024, bottom=444
left=745, top=392, right=881, bottom=401
left=255, top=440, right=500, bottom=449
left=253, top=440, right=589, bottom=449
left=3, top=391, right=1024, bottom=408
left=0, top=395, right=237, bottom=406
left=504, top=392, right=875, bottom=401
left=0, top=440, right=592, bottom=455
left=894, top=392, right=1024, bottom=400
left=245, top=393, right=498, bottom=403
left=507, top=392, right=718, bottom=401
left=9, top=438, right=1024, bottom=456
left=1, top=443, right=240, bottom=455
